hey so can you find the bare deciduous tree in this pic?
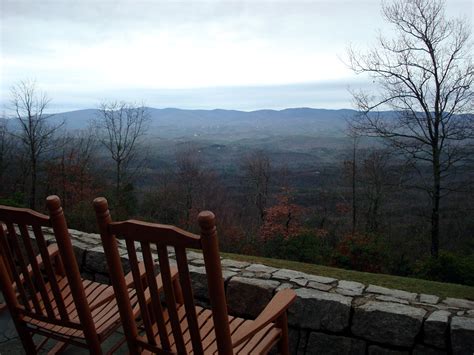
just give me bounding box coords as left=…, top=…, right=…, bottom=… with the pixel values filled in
left=241, top=150, right=272, bottom=223
left=94, top=101, right=150, bottom=203
left=10, top=80, right=63, bottom=209
left=0, top=121, right=13, bottom=194
left=347, top=0, right=473, bottom=257
left=343, top=131, right=360, bottom=236
left=48, top=128, right=97, bottom=209
left=175, top=144, right=206, bottom=229
left=360, top=148, right=392, bottom=234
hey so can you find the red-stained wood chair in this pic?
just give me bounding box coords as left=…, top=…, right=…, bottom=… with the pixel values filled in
left=0, top=253, right=7, bottom=313
left=0, top=249, right=8, bottom=312
left=94, top=196, right=297, bottom=355
left=0, top=196, right=141, bottom=354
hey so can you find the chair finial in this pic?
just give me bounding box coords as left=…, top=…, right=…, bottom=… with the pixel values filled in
left=198, top=211, right=215, bottom=232
left=46, top=195, right=62, bottom=216
left=93, top=197, right=109, bottom=214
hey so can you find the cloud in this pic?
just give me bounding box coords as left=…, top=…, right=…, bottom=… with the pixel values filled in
left=1, top=0, right=471, bottom=110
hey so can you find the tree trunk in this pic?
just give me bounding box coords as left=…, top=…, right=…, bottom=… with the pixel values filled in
left=185, top=188, right=192, bottom=230
left=30, top=157, right=36, bottom=209
left=431, top=148, right=441, bottom=258
left=61, top=153, right=66, bottom=209
left=351, top=141, right=357, bottom=236
left=116, top=160, right=121, bottom=201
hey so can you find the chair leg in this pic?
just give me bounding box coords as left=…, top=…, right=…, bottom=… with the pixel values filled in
left=173, top=277, right=184, bottom=304
left=84, top=335, right=103, bottom=355
left=16, top=322, right=37, bottom=354
left=276, top=312, right=290, bottom=355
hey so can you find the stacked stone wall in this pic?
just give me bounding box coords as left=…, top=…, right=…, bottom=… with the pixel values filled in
left=42, top=228, right=474, bottom=354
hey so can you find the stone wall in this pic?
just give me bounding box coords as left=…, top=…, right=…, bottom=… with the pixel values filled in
left=43, top=228, right=474, bottom=354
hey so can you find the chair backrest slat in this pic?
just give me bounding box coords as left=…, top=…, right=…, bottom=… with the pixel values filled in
left=140, top=242, right=171, bottom=351
left=32, top=225, right=69, bottom=321
left=18, top=223, right=55, bottom=318
left=5, top=222, right=43, bottom=314
left=0, top=225, right=31, bottom=311
left=175, top=246, right=203, bottom=355
left=124, top=238, right=157, bottom=346
left=156, top=245, right=187, bottom=354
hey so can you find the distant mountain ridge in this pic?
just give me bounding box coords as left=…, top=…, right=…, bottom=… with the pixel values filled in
left=46, top=107, right=355, bottom=139
left=5, top=108, right=469, bottom=140
left=1, top=107, right=359, bottom=139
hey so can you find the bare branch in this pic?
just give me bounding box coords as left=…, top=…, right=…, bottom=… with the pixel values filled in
left=94, top=101, right=150, bottom=200
left=9, top=79, right=63, bottom=208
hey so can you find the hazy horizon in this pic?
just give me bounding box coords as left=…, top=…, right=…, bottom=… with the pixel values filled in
left=21, top=80, right=371, bottom=114
left=0, top=79, right=372, bottom=114
left=1, top=103, right=359, bottom=116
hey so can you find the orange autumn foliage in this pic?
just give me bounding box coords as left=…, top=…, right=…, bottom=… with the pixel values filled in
left=332, top=232, right=383, bottom=273
left=46, top=152, right=98, bottom=209
left=260, top=191, right=305, bottom=241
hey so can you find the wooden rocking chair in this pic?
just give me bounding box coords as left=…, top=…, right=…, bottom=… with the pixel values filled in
left=0, top=195, right=139, bottom=354
left=94, top=197, right=296, bottom=354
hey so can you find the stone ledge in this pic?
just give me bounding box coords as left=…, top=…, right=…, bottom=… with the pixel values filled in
left=227, top=277, right=279, bottom=318
left=351, top=301, right=426, bottom=347
left=366, top=285, right=417, bottom=302
left=450, top=316, right=474, bottom=354
left=289, top=288, right=352, bottom=332
left=424, top=310, right=450, bottom=349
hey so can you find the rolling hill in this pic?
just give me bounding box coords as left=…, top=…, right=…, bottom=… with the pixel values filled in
left=48, top=107, right=353, bottom=139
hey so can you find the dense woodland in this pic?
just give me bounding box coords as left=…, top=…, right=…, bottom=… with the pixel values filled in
left=0, top=97, right=473, bottom=286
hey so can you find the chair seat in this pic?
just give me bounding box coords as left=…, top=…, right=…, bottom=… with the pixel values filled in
left=141, top=305, right=282, bottom=354
left=23, top=277, right=138, bottom=343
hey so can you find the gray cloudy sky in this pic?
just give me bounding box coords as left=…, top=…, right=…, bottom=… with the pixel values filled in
left=1, top=0, right=472, bottom=112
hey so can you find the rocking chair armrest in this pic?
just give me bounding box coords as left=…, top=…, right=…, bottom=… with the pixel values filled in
left=231, top=288, right=296, bottom=348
